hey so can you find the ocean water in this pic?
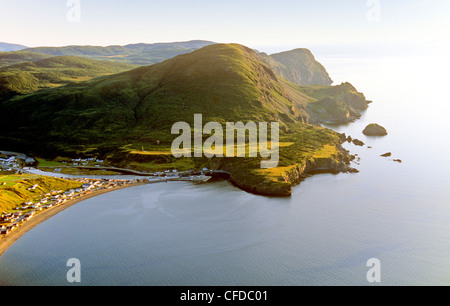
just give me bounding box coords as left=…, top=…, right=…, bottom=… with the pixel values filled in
left=1, top=50, right=449, bottom=286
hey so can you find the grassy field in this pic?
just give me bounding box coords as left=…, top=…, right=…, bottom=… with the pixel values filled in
left=36, top=158, right=67, bottom=167
left=0, top=174, right=41, bottom=187
left=0, top=175, right=82, bottom=212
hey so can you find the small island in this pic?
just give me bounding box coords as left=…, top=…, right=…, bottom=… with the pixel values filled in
left=363, top=124, right=388, bottom=136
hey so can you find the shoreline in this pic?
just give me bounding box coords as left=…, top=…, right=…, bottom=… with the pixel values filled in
left=0, top=182, right=145, bottom=257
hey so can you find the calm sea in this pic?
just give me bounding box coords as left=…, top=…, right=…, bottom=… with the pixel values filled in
left=1, top=49, right=449, bottom=286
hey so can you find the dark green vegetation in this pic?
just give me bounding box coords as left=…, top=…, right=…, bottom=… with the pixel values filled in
left=0, top=56, right=137, bottom=101
left=0, top=43, right=367, bottom=196
left=25, top=40, right=216, bottom=66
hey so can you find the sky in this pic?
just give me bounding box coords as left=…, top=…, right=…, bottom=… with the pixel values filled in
left=1, top=0, right=449, bottom=53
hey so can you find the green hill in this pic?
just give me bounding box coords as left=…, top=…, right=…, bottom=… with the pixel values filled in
left=25, top=40, right=216, bottom=66
left=261, top=48, right=333, bottom=86
left=0, top=44, right=308, bottom=148
left=0, top=56, right=137, bottom=101
left=0, top=51, right=52, bottom=68
left=0, top=43, right=363, bottom=196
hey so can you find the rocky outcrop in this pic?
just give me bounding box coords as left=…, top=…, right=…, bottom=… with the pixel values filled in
left=222, top=145, right=357, bottom=197
left=352, top=139, right=365, bottom=146
left=381, top=152, right=392, bottom=157
left=306, top=83, right=371, bottom=124
left=363, top=123, right=388, bottom=136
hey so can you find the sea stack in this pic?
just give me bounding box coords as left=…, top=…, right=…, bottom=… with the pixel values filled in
left=363, top=123, right=388, bottom=136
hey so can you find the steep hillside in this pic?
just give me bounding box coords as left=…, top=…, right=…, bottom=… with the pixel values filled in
left=261, top=48, right=333, bottom=86
left=0, top=44, right=311, bottom=150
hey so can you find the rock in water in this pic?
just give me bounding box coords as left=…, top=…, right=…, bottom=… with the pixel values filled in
left=363, top=123, right=388, bottom=136
left=352, top=139, right=365, bottom=146
left=381, top=152, right=392, bottom=157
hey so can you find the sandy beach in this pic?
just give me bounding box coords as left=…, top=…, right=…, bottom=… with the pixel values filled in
left=0, top=182, right=145, bottom=257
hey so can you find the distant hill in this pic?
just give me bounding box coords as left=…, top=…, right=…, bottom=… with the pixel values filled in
left=0, top=51, right=53, bottom=68
left=0, top=56, right=137, bottom=101
left=24, top=40, right=216, bottom=66
left=22, top=41, right=332, bottom=87
left=0, top=42, right=28, bottom=52
left=261, top=48, right=333, bottom=86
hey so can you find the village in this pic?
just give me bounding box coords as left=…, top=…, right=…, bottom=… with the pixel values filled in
left=0, top=171, right=220, bottom=236
left=0, top=178, right=143, bottom=236
left=0, top=149, right=230, bottom=237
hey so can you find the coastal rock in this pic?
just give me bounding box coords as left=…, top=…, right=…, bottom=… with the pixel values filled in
left=393, top=159, right=403, bottom=163
left=381, top=152, right=392, bottom=157
left=363, top=123, right=388, bottom=136
left=207, top=144, right=355, bottom=197
left=352, top=139, right=365, bottom=146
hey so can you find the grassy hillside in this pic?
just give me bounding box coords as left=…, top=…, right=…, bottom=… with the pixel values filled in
left=0, top=43, right=360, bottom=196
left=0, top=44, right=313, bottom=153
left=0, top=175, right=81, bottom=212
left=25, top=40, right=216, bottom=66
left=0, top=56, right=137, bottom=101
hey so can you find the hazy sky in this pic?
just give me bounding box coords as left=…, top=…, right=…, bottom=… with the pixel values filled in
left=1, top=0, right=449, bottom=52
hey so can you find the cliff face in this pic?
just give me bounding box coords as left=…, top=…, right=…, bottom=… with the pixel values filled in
left=304, top=82, right=371, bottom=124
left=228, top=154, right=354, bottom=197
left=261, top=49, right=333, bottom=86
left=206, top=142, right=355, bottom=197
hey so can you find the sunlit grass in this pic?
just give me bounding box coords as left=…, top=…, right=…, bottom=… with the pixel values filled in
left=0, top=175, right=82, bottom=212
left=311, top=144, right=338, bottom=159
left=253, top=165, right=298, bottom=182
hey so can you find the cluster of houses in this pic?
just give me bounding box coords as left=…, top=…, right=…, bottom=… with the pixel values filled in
left=0, top=152, right=36, bottom=172
left=66, top=158, right=104, bottom=167
left=0, top=211, right=36, bottom=235
left=1, top=178, right=140, bottom=236
left=0, top=163, right=219, bottom=236
left=153, top=168, right=210, bottom=178
left=0, top=156, right=20, bottom=171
